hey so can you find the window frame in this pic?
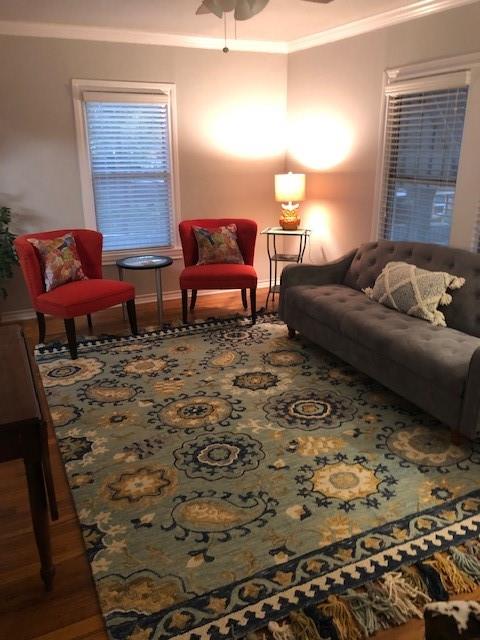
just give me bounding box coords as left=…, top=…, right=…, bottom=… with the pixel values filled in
left=72, top=79, right=182, bottom=264
left=372, top=53, right=480, bottom=251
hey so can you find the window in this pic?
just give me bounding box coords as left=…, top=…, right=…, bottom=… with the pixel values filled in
left=377, top=71, right=470, bottom=245
left=73, top=81, right=179, bottom=258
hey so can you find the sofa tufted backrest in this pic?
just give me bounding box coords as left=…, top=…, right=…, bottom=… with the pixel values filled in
left=343, top=240, right=480, bottom=337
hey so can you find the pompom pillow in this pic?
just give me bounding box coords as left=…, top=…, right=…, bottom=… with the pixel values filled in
left=363, top=261, right=465, bottom=327
left=28, top=233, right=87, bottom=292
left=193, top=224, right=244, bottom=265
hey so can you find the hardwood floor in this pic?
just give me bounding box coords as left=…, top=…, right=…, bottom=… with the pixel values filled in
left=0, top=289, right=476, bottom=640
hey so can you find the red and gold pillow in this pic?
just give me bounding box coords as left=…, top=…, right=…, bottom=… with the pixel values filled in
left=193, top=224, right=244, bottom=265
left=28, top=233, right=87, bottom=292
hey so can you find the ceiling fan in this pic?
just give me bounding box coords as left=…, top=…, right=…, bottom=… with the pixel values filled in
left=196, top=0, right=334, bottom=22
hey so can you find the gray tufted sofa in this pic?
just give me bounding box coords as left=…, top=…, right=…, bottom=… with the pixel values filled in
left=279, top=240, right=480, bottom=439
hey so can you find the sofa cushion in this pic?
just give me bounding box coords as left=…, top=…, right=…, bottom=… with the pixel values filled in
left=343, top=240, right=480, bottom=338
left=285, top=284, right=480, bottom=395
left=363, top=261, right=465, bottom=327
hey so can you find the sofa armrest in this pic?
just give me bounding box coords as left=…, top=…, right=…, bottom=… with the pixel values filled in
left=280, top=249, right=357, bottom=289
left=279, top=249, right=357, bottom=320
left=460, top=346, right=480, bottom=438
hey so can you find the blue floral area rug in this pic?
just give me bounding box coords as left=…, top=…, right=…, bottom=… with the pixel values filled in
left=37, top=316, right=480, bottom=640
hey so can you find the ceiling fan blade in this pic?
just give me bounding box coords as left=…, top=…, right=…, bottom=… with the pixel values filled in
left=196, top=0, right=237, bottom=18
left=234, top=0, right=270, bottom=21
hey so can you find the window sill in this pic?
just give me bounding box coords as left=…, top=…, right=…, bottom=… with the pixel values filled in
left=102, top=246, right=183, bottom=266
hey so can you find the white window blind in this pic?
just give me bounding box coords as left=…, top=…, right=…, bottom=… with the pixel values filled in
left=84, top=94, right=174, bottom=252
left=379, top=84, right=468, bottom=245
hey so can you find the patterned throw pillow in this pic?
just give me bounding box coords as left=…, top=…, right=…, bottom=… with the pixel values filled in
left=363, top=261, right=465, bottom=327
left=28, top=233, right=87, bottom=292
left=193, top=224, right=244, bottom=265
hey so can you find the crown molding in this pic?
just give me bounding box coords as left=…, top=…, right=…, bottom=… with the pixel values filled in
left=0, top=20, right=287, bottom=54
left=0, top=0, right=477, bottom=55
left=386, top=51, right=480, bottom=81
left=288, top=0, right=480, bottom=53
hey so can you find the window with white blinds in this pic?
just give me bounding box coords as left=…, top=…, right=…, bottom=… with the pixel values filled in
left=378, top=79, right=469, bottom=245
left=74, top=83, right=178, bottom=254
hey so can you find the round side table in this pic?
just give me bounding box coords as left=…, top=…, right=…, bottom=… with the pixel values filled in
left=116, top=255, right=173, bottom=325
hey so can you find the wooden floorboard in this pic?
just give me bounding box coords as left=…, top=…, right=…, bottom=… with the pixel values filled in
left=0, top=289, right=477, bottom=639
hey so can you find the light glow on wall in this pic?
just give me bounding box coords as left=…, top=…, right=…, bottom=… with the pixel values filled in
left=288, top=112, right=353, bottom=170
left=206, top=102, right=286, bottom=159
left=304, top=204, right=333, bottom=242
left=301, top=202, right=337, bottom=262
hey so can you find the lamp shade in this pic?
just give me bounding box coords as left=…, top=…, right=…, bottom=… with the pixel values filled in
left=274, top=172, right=306, bottom=203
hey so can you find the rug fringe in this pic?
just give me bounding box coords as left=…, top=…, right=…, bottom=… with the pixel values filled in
left=268, top=620, right=296, bottom=640
left=317, top=595, right=364, bottom=640
left=268, top=539, right=480, bottom=640
left=289, top=610, right=324, bottom=640
left=424, top=551, right=476, bottom=594
left=450, top=546, right=480, bottom=581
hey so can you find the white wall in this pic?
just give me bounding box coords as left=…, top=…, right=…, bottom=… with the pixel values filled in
left=2, top=1, right=480, bottom=317
left=287, top=2, right=480, bottom=263
left=0, top=36, right=287, bottom=315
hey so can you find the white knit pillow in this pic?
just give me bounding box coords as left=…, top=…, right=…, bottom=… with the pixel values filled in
left=363, top=261, right=465, bottom=327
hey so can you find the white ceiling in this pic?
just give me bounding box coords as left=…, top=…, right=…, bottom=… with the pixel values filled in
left=0, top=0, right=470, bottom=43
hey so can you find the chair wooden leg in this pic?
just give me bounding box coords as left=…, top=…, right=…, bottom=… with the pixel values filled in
left=250, top=288, right=257, bottom=324
left=87, top=314, right=93, bottom=332
left=182, top=290, right=188, bottom=324
left=241, top=288, right=248, bottom=310
left=126, top=299, right=138, bottom=335
left=64, top=318, right=77, bottom=360
left=36, top=312, right=46, bottom=344
left=190, top=289, right=197, bottom=312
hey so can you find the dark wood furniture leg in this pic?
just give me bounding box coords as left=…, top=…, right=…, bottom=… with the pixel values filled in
left=288, top=326, right=296, bottom=339
left=126, top=299, right=138, bottom=335
left=23, top=424, right=55, bottom=591
left=1, top=326, right=58, bottom=592
left=182, top=289, right=188, bottom=324
left=27, top=345, right=59, bottom=522
left=87, top=313, right=93, bottom=332
left=241, top=288, right=248, bottom=309
left=190, top=289, right=197, bottom=311
left=36, top=312, right=46, bottom=344
left=64, top=318, right=77, bottom=359
left=250, top=288, right=257, bottom=324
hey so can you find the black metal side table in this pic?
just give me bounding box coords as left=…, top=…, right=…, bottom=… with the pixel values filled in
left=116, top=255, right=173, bottom=325
left=261, top=227, right=311, bottom=307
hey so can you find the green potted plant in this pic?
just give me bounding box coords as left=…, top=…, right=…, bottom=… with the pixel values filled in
left=0, top=206, right=18, bottom=298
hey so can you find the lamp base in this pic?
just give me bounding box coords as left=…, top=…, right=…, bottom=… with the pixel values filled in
left=279, top=216, right=301, bottom=230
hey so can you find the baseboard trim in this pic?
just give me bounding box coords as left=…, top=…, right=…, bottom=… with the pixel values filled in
left=0, top=280, right=271, bottom=324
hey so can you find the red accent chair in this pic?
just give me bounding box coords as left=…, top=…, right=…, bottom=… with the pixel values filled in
left=15, top=229, right=138, bottom=359
left=179, top=218, right=258, bottom=324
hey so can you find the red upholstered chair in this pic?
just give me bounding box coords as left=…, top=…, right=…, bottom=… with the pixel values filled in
left=179, top=218, right=258, bottom=324
left=15, top=229, right=138, bottom=359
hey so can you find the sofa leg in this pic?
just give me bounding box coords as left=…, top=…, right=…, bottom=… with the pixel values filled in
left=182, top=290, right=188, bottom=324
left=36, top=312, right=46, bottom=344
left=451, top=429, right=463, bottom=446
left=241, top=289, right=248, bottom=310
left=250, top=288, right=256, bottom=324
left=64, top=318, right=77, bottom=360
left=287, top=326, right=296, bottom=339
left=190, top=289, right=197, bottom=312
left=126, top=299, right=138, bottom=335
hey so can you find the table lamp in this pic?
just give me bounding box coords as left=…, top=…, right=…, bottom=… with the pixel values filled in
left=274, top=172, right=306, bottom=230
